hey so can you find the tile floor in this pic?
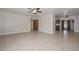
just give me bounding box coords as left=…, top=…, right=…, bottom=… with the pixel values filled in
left=0, top=31, right=79, bottom=51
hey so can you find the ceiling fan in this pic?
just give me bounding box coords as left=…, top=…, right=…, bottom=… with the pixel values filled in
left=27, top=8, right=42, bottom=14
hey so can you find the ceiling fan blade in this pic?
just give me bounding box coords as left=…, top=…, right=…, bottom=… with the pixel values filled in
left=28, top=8, right=33, bottom=10
left=37, top=11, right=42, bottom=13
left=36, top=8, right=40, bottom=10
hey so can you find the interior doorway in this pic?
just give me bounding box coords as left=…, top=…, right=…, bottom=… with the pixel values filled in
left=62, top=20, right=71, bottom=31
left=33, top=20, right=38, bottom=31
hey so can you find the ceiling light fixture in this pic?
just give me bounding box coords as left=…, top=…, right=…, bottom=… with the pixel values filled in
left=33, top=9, right=37, bottom=13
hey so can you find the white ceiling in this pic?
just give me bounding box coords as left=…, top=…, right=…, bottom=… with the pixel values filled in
left=0, top=8, right=79, bottom=16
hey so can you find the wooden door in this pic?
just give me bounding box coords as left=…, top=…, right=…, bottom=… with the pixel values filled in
left=33, top=20, right=38, bottom=31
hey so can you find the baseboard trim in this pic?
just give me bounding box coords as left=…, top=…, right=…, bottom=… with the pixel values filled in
left=0, top=31, right=31, bottom=36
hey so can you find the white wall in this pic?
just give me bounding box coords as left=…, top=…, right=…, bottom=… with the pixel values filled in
left=0, top=12, right=31, bottom=35
left=39, top=14, right=54, bottom=34
left=74, top=15, right=79, bottom=32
